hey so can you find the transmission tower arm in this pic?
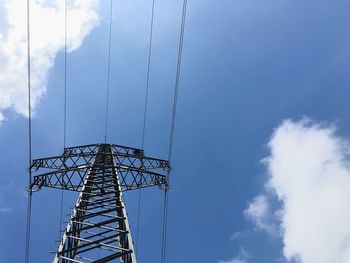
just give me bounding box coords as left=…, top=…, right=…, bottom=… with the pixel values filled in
left=31, top=164, right=168, bottom=192
left=31, top=144, right=169, bottom=171
left=30, top=144, right=170, bottom=192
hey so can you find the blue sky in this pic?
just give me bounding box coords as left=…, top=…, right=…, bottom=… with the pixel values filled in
left=1, top=0, right=350, bottom=262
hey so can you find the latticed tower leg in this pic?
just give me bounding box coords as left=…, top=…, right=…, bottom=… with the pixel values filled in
left=54, top=144, right=137, bottom=262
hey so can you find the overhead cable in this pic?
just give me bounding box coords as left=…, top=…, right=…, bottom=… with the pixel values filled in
left=25, top=0, right=33, bottom=262
left=167, top=0, right=188, bottom=166
left=141, top=0, right=156, bottom=150
left=161, top=0, right=188, bottom=262
left=136, top=0, right=157, bottom=256
left=58, top=0, right=68, bottom=243
left=104, top=0, right=113, bottom=143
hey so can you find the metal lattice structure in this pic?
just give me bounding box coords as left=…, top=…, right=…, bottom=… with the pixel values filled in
left=30, top=143, right=170, bottom=263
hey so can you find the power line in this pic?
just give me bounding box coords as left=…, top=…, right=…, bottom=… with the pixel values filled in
left=136, top=0, right=157, bottom=256
left=168, top=0, right=187, bottom=166
left=25, top=0, right=32, bottom=261
left=58, top=0, right=68, bottom=242
left=141, top=0, right=156, bottom=150
left=63, top=0, right=68, bottom=148
left=161, top=0, right=188, bottom=262
left=104, top=0, right=113, bottom=143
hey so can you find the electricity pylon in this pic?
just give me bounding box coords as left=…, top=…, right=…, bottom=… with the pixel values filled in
left=30, top=143, right=170, bottom=263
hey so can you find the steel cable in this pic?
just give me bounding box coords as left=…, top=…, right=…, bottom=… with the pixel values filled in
left=161, top=0, right=188, bottom=262
left=136, top=0, right=156, bottom=257
left=141, top=0, right=156, bottom=150
left=58, top=0, right=68, bottom=243
left=25, top=0, right=33, bottom=262
left=104, top=0, right=113, bottom=143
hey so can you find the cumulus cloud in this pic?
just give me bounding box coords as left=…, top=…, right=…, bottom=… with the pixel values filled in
left=247, top=118, right=350, bottom=263
left=0, top=0, right=100, bottom=121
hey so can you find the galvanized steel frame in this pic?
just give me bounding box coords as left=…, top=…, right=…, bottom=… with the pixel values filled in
left=30, top=143, right=170, bottom=263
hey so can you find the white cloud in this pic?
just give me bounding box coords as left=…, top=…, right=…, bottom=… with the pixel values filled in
left=244, top=194, right=277, bottom=235
left=248, top=118, right=350, bottom=263
left=230, top=230, right=249, bottom=241
left=0, top=0, right=100, bottom=121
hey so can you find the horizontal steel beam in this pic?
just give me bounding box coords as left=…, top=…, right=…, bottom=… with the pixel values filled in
left=30, top=143, right=169, bottom=192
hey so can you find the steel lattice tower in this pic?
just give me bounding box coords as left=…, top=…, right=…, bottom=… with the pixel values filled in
left=30, top=143, right=170, bottom=263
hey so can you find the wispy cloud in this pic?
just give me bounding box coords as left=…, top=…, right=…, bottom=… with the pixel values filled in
left=0, top=0, right=100, bottom=122
left=0, top=179, right=14, bottom=213
left=0, top=207, right=12, bottom=213
left=247, top=118, right=350, bottom=263
left=219, top=247, right=250, bottom=263
left=219, top=260, right=246, bottom=263
left=244, top=194, right=278, bottom=235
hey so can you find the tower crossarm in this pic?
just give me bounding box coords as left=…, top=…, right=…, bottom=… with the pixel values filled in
left=31, top=165, right=91, bottom=192
left=117, top=166, right=168, bottom=191
left=31, top=144, right=169, bottom=171
left=63, top=144, right=100, bottom=155
left=113, top=154, right=169, bottom=171
left=31, top=154, right=95, bottom=170
left=31, top=153, right=168, bottom=171
left=30, top=165, right=168, bottom=192
left=30, top=143, right=170, bottom=192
